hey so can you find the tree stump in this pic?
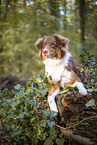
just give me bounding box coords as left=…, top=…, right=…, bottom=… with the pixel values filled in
left=56, top=91, right=97, bottom=145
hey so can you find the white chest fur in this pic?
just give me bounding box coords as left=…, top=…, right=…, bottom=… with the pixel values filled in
left=43, top=52, right=72, bottom=85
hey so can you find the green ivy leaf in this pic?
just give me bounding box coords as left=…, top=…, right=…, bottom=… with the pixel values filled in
left=14, top=84, right=22, bottom=90
left=43, top=110, right=50, bottom=117
left=47, top=121, right=55, bottom=128
left=44, top=76, right=49, bottom=83
left=49, top=76, right=52, bottom=81
left=19, top=114, right=25, bottom=119
left=5, top=124, right=11, bottom=130
left=50, top=111, right=57, bottom=118
left=45, top=84, right=50, bottom=89
left=30, top=117, right=37, bottom=124
left=33, top=82, right=39, bottom=89
left=92, top=88, right=97, bottom=92
left=49, top=127, right=56, bottom=135
left=59, top=133, right=63, bottom=138
left=44, top=137, right=54, bottom=145
left=39, top=96, right=45, bottom=102
left=86, top=98, right=95, bottom=107
left=6, top=99, right=12, bottom=103
left=0, top=93, right=4, bottom=98
left=41, top=88, right=47, bottom=93
left=29, top=99, right=35, bottom=106
left=87, top=88, right=93, bottom=93
left=56, top=138, right=64, bottom=145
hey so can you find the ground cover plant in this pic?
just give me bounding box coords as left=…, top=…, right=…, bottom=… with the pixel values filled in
left=0, top=75, right=65, bottom=145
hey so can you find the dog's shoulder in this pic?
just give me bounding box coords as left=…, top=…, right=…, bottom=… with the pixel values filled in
left=66, top=58, right=81, bottom=72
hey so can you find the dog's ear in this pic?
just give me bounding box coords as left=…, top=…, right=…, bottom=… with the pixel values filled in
left=53, top=34, right=69, bottom=49
left=35, top=37, right=45, bottom=50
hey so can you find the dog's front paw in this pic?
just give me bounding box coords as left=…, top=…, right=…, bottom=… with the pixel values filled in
left=79, top=87, right=87, bottom=96
left=48, top=95, right=58, bottom=114
left=72, top=82, right=87, bottom=96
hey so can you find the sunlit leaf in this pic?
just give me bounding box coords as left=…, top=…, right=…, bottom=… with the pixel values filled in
left=14, top=84, right=22, bottom=90
left=87, top=88, right=93, bottom=93
left=86, top=98, right=95, bottom=107
left=92, top=88, right=97, bottom=92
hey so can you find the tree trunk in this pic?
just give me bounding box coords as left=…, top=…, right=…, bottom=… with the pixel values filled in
left=48, top=0, right=60, bottom=31
left=62, top=0, right=67, bottom=30
left=79, top=0, right=86, bottom=49
left=2, top=0, right=10, bottom=22
left=23, top=0, right=26, bottom=8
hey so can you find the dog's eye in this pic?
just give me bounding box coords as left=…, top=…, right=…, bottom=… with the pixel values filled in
left=51, top=43, right=56, bottom=47
left=63, top=43, right=65, bottom=47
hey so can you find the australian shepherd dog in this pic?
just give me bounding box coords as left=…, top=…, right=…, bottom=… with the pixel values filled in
left=35, top=34, right=87, bottom=115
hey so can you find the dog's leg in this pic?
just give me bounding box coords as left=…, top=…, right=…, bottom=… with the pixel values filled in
left=72, top=81, right=87, bottom=95
left=48, top=82, right=60, bottom=115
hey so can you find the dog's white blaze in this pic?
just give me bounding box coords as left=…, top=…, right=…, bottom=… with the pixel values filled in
left=43, top=52, right=72, bottom=83
left=72, top=81, right=87, bottom=95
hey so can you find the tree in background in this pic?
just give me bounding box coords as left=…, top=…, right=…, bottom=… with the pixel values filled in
left=47, top=0, right=60, bottom=31
left=79, top=0, right=86, bottom=48
left=61, top=0, right=67, bottom=29
left=0, top=0, right=97, bottom=78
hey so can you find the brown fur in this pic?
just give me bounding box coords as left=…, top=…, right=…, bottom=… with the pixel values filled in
left=35, top=34, right=68, bottom=60
left=65, top=58, right=81, bottom=85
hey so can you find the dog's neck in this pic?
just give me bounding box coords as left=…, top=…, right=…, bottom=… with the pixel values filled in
left=43, top=52, right=72, bottom=67
left=43, top=52, right=72, bottom=83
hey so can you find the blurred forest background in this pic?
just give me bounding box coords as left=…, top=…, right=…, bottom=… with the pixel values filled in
left=0, top=0, right=97, bottom=79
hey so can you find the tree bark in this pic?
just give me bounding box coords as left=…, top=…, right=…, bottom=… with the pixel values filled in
left=79, top=0, right=86, bottom=49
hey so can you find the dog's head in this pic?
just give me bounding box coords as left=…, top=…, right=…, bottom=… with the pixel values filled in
left=35, top=34, right=69, bottom=60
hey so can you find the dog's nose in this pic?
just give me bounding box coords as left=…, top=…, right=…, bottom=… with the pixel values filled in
left=43, top=49, right=48, bottom=55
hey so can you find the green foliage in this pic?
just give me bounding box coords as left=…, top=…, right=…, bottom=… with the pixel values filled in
left=79, top=50, right=97, bottom=107
left=80, top=49, right=97, bottom=87
left=0, top=75, right=64, bottom=144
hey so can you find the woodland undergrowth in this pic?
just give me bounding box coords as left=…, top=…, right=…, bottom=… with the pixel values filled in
left=0, top=50, right=97, bottom=145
